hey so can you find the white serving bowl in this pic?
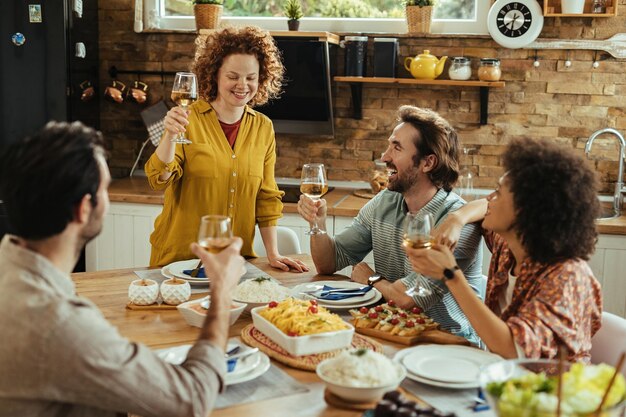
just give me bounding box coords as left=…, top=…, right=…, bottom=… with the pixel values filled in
left=177, top=297, right=247, bottom=328
left=316, top=356, right=407, bottom=403
left=251, top=306, right=354, bottom=356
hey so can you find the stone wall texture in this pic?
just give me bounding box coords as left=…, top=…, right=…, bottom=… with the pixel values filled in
left=99, top=0, right=626, bottom=193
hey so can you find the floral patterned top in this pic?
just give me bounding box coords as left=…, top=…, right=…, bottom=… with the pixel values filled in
left=485, top=232, right=602, bottom=363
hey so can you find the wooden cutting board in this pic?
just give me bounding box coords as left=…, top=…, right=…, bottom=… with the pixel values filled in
left=354, top=327, right=470, bottom=346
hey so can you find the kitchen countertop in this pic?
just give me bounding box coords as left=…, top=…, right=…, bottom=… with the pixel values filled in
left=109, top=178, right=626, bottom=236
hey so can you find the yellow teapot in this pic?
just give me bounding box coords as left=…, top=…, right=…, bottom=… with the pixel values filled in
left=404, top=50, right=448, bottom=80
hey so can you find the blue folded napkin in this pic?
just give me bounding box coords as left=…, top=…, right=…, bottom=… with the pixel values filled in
left=182, top=268, right=206, bottom=278
left=314, top=285, right=373, bottom=301
left=227, top=358, right=238, bottom=372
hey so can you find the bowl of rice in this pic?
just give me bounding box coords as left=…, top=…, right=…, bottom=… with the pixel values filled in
left=233, top=277, right=291, bottom=311
left=316, top=348, right=406, bottom=403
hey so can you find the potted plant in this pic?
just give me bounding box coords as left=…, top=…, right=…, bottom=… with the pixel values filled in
left=284, top=0, right=304, bottom=31
left=405, top=0, right=436, bottom=34
left=192, top=0, right=223, bottom=31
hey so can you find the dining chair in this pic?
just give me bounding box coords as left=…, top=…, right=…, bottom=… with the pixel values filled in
left=253, top=226, right=302, bottom=256
left=590, top=311, right=626, bottom=377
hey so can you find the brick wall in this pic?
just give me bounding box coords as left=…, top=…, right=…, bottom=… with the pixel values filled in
left=99, top=0, right=626, bottom=193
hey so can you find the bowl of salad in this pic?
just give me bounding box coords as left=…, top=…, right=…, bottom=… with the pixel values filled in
left=480, top=359, right=625, bottom=417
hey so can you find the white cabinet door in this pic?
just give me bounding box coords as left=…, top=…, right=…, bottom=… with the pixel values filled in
left=85, top=202, right=162, bottom=271
left=333, top=216, right=374, bottom=276
left=277, top=213, right=333, bottom=256
left=589, top=234, right=626, bottom=318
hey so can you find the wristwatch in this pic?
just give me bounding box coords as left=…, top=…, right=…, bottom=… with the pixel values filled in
left=443, top=265, right=461, bottom=280
left=368, top=273, right=384, bottom=285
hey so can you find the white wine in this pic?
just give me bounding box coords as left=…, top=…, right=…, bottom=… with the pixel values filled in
left=402, top=235, right=433, bottom=249
left=300, top=182, right=329, bottom=199
left=198, top=237, right=232, bottom=254
left=171, top=91, right=197, bottom=108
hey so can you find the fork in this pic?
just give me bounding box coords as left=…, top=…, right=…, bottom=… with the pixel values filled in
left=189, top=259, right=203, bottom=277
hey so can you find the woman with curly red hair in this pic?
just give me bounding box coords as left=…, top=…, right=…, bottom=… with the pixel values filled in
left=405, top=137, right=602, bottom=362
left=145, top=26, right=308, bottom=272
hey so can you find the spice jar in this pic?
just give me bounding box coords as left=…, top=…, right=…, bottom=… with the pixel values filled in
left=478, top=58, right=501, bottom=81
left=448, top=57, right=472, bottom=81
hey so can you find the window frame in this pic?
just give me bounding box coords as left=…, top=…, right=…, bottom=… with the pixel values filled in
left=143, top=0, right=489, bottom=34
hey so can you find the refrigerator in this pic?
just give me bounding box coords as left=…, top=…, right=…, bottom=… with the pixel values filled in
left=0, top=0, right=99, bottom=271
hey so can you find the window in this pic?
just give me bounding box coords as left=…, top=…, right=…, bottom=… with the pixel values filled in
left=143, top=0, right=488, bottom=34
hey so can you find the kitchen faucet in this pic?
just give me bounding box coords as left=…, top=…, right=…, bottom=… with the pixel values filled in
left=585, top=128, right=626, bottom=216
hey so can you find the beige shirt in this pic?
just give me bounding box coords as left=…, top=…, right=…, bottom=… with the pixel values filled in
left=0, top=236, right=225, bottom=417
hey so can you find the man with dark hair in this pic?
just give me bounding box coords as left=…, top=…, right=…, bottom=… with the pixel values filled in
left=0, top=121, right=246, bottom=416
left=406, top=137, right=602, bottom=362
left=297, top=106, right=483, bottom=345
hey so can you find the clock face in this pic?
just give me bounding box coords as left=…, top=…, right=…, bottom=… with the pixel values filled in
left=488, top=0, right=544, bottom=49
left=496, top=3, right=532, bottom=38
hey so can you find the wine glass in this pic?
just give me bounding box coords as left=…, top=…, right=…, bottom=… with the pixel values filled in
left=458, top=147, right=475, bottom=199
left=170, top=72, right=198, bottom=144
left=197, top=215, right=233, bottom=254
left=402, top=212, right=434, bottom=297
left=300, top=163, right=329, bottom=235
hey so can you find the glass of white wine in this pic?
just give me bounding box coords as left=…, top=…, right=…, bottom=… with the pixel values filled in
left=197, top=215, right=233, bottom=254
left=301, top=163, right=329, bottom=235
left=402, top=212, right=435, bottom=297
left=170, top=72, right=198, bottom=144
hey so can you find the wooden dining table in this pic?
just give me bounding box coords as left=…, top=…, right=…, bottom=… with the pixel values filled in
left=72, top=254, right=420, bottom=417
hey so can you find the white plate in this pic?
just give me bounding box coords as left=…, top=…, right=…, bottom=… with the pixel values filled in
left=290, top=281, right=376, bottom=306
left=302, top=289, right=383, bottom=310
left=156, top=344, right=270, bottom=386
left=394, top=345, right=502, bottom=389
left=160, top=266, right=209, bottom=285
left=166, top=259, right=211, bottom=281
left=161, top=260, right=210, bottom=285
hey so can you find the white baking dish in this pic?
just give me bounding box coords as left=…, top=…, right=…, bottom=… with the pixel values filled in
left=250, top=306, right=354, bottom=356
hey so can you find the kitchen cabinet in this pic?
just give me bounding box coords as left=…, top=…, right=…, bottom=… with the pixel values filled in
left=588, top=234, right=626, bottom=318
left=85, top=202, right=162, bottom=271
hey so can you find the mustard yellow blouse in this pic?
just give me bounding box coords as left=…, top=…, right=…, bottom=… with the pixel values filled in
left=145, top=100, right=284, bottom=266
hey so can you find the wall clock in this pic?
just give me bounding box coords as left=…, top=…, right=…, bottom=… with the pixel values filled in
left=487, top=0, right=544, bottom=49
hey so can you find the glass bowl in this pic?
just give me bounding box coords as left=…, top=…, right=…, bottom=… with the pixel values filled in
left=479, top=359, right=626, bottom=417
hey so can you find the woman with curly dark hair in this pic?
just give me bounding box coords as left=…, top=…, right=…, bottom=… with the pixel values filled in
left=405, top=137, right=602, bottom=362
left=145, top=26, right=307, bottom=272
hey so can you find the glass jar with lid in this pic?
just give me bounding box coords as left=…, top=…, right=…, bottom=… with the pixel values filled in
left=448, top=57, right=472, bottom=81
left=478, top=58, right=501, bottom=81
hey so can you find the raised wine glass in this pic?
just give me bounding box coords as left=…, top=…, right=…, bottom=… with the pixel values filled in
left=301, top=163, right=329, bottom=235
left=197, top=215, right=233, bottom=254
left=402, top=212, right=434, bottom=297
left=170, top=72, right=198, bottom=144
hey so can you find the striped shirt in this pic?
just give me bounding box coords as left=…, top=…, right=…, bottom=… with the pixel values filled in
left=334, top=188, right=484, bottom=346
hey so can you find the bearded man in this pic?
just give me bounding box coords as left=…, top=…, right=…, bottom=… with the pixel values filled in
left=297, top=106, right=483, bottom=345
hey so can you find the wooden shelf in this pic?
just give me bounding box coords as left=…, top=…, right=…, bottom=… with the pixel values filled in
left=199, top=29, right=340, bottom=45
left=334, top=76, right=506, bottom=125
left=334, top=76, right=505, bottom=88
left=543, top=0, right=618, bottom=16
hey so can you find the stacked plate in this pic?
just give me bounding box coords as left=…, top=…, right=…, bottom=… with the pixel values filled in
left=161, top=259, right=209, bottom=285
left=290, top=280, right=382, bottom=310
left=156, top=343, right=270, bottom=385
left=393, top=345, right=502, bottom=389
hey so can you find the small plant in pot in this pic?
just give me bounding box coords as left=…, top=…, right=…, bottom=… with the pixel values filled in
left=404, top=0, right=436, bottom=34
left=192, top=0, right=224, bottom=31
left=284, top=0, right=304, bottom=31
